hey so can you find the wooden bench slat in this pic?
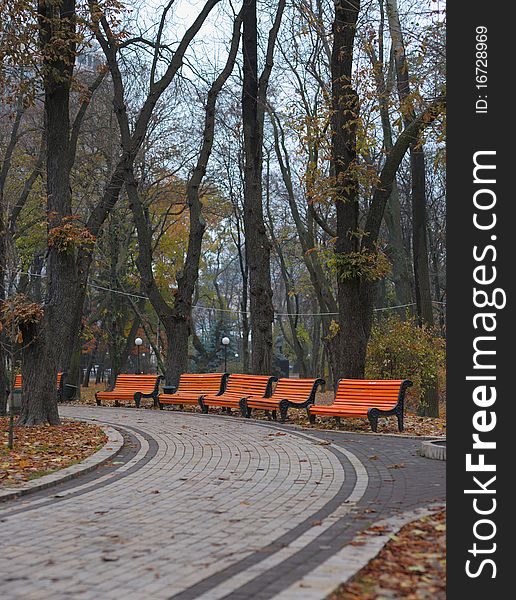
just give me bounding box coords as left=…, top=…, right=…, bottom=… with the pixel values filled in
left=242, top=378, right=325, bottom=422
left=309, top=379, right=412, bottom=432
left=95, top=374, right=162, bottom=408
left=158, top=373, right=227, bottom=408
left=200, top=374, right=277, bottom=413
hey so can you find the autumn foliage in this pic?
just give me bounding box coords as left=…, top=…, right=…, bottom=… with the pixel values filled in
left=0, top=417, right=106, bottom=485
left=366, top=316, right=446, bottom=410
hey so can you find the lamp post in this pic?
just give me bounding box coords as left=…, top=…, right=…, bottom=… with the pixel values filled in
left=222, top=336, right=230, bottom=372
left=135, top=337, right=143, bottom=374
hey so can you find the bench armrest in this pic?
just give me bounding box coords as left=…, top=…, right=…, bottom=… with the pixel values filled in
left=367, top=379, right=413, bottom=432
left=264, top=376, right=279, bottom=398
left=215, top=373, right=230, bottom=395
left=137, top=391, right=159, bottom=399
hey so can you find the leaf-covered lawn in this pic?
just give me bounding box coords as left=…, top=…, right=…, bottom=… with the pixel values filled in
left=329, top=510, right=446, bottom=600
left=78, top=384, right=445, bottom=436
left=0, top=417, right=107, bottom=486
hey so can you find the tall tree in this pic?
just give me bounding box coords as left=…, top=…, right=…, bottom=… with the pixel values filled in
left=363, top=0, right=412, bottom=309
left=241, top=0, right=285, bottom=374
left=17, top=0, right=79, bottom=425
left=127, top=7, right=242, bottom=386
left=328, top=0, right=444, bottom=382
left=385, top=0, right=433, bottom=325
left=386, top=0, right=439, bottom=415
left=330, top=0, right=364, bottom=378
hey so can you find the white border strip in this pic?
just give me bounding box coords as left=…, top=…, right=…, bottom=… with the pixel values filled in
left=194, top=427, right=369, bottom=600
left=271, top=503, right=446, bottom=600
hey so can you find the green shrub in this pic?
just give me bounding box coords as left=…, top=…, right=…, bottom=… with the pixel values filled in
left=366, top=315, right=445, bottom=408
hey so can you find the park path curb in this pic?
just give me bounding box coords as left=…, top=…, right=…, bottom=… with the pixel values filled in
left=0, top=425, right=124, bottom=503
left=420, top=438, right=447, bottom=460
left=271, top=502, right=446, bottom=600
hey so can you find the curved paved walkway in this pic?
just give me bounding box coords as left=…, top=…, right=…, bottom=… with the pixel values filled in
left=0, top=406, right=445, bottom=599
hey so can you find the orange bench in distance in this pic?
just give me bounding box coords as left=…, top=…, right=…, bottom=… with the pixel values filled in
left=95, top=374, right=163, bottom=408
left=199, top=374, right=277, bottom=414
left=158, top=373, right=228, bottom=410
left=240, top=377, right=325, bottom=422
left=308, top=379, right=413, bottom=432
left=14, top=372, right=67, bottom=400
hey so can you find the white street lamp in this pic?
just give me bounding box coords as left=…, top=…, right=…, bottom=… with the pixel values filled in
left=221, top=337, right=230, bottom=371
left=135, top=337, right=143, bottom=373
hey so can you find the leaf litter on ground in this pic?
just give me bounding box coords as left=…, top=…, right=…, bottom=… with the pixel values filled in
left=1, top=417, right=106, bottom=486
left=328, top=509, right=446, bottom=600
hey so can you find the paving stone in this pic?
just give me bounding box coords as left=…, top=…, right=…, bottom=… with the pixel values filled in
left=0, top=406, right=444, bottom=599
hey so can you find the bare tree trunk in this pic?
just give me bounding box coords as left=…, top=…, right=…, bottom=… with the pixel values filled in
left=241, top=0, right=285, bottom=374
left=365, top=0, right=413, bottom=311
left=19, top=0, right=80, bottom=425
left=266, top=193, right=308, bottom=377
left=241, top=0, right=271, bottom=374
left=127, top=9, right=242, bottom=386
left=241, top=252, right=250, bottom=373
left=269, top=108, right=339, bottom=381
left=119, top=312, right=141, bottom=374
left=95, top=348, right=107, bottom=385
left=82, top=341, right=97, bottom=387
left=330, top=0, right=365, bottom=378
left=383, top=185, right=413, bottom=309
left=410, top=147, right=434, bottom=325
left=232, top=205, right=250, bottom=373
left=386, top=0, right=438, bottom=416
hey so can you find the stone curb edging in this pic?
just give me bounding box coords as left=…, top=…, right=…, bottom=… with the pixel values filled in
left=420, top=438, right=447, bottom=460
left=271, top=502, right=445, bottom=600
left=0, top=425, right=124, bottom=503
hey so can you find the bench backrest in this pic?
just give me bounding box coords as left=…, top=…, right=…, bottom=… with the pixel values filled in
left=177, top=373, right=227, bottom=394
left=224, top=374, right=276, bottom=397
left=113, top=374, right=159, bottom=393
left=14, top=372, right=64, bottom=391
left=57, top=372, right=64, bottom=389
left=270, top=378, right=324, bottom=402
left=334, top=379, right=406, bottom=410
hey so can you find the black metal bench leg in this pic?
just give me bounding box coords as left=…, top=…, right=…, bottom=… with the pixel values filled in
left=308, top=413, right=316, bottom=425
left=367, top=410, right=379, bottom=432
left=334, top=416, right=341, bottom=427
left=239, top=399, right=248, bottom=418
left=279, top=401, right=288, bottom=423
left=397, top=411, right=404, bottom=432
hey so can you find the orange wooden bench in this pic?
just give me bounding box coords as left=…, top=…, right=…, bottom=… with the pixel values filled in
left=308, top=379, right=412, bottom=432
left=199, top=374, right=277, bottom=414
left=95, top=374, right=163, bottom=408
left=14, top=372, right=67, bottom=399
left=240, top=377, right=325, bottom=422
left=158, top=373, right=228, bottom=410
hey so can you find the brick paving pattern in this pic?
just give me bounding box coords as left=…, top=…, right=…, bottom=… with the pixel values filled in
left=0, top=406, right=445, bottom=599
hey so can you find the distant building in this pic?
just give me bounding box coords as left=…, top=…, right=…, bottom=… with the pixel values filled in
left=76, top=50, right=103, bottom=73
